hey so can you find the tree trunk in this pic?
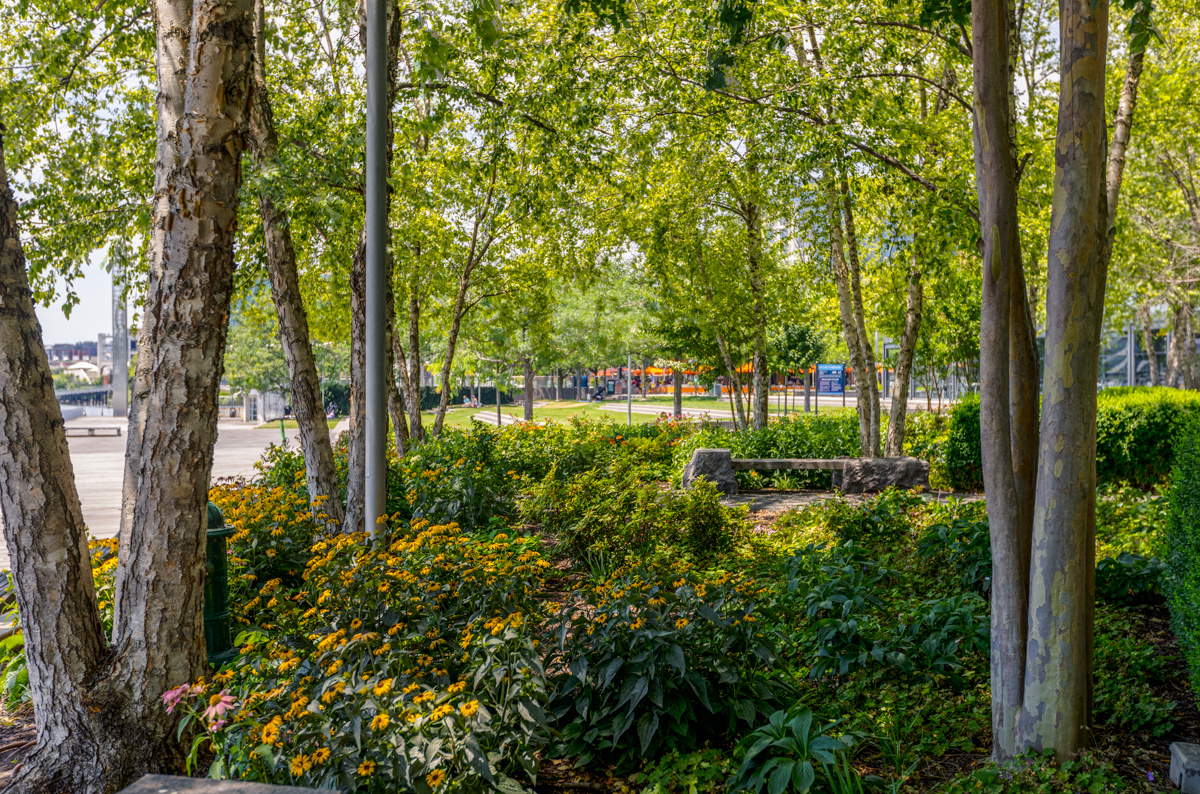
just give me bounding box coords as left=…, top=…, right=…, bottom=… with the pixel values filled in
left=345, top=232, right=367, bottom=533
left=839, top=175, right=880, bottom=454
left=672, top=367, right=683, bottom=417
left=433, top=268, right=476, bottom=435
left=971, top=0, right=1036, bottom=760
left=825, top=177, right=874, bottom=456
left=386, top=270, right=409, bottom=457
left=715, top=335, right=749, bottom=430
left=120, top=0, right=193, bottom=549
left=745, top=200, right=770, bottom=430
left=1140, top=303, right=1159, bottom=387
left=6, top=1, right=257, bottom=788
left=0, top=127, right=109, bottom=788
left=1167, top=303, right=1186, bottom=388
left=248, top=0, right=342, bottom=525
left=522, top=358, right=534, bottom=421
left=1017, top=0, right=1109, bottom=756
left=556, top=368, right=562, bottom=401
left=885, top=264, right=923, bottom=456
left=395, top=288, right=425, bottom=443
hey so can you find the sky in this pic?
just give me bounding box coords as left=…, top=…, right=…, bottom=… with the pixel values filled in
left=36, top=259, right=118, bottom=346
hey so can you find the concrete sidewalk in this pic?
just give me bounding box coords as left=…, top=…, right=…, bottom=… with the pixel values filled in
left=0, top=416, right=349, bottom=571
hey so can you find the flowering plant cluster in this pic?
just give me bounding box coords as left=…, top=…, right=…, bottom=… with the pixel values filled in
left=210, top=474, right=331, bottom=627
left=170, top=520, right=551, bottom=792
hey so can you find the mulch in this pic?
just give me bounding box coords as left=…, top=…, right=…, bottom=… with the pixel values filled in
left=0, top=703, right=35, bottom=785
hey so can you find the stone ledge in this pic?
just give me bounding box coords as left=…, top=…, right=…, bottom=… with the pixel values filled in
left=118, top=775, right=336, bottom=794
left=1171, top=742, right=1200, bottom=793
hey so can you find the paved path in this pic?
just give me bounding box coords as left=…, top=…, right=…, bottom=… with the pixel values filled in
left=0, top=416, right=351, bottom=571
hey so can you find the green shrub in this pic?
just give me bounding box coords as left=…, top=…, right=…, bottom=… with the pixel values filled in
left=1093, top=607, right=1175, bottom=736
left=547, top=565, right=789, bottom=771
left=399, top=427, right=515, bottom=531
left=940, top=751, right=1126, bottom=793
left=634, top=749, right=735, bottom=794
left=1096, top=387, right=1200, bottom=486
left=1096, top=481, right=1168, bottom=559
left=1167, top=413, right=1200, bottom=696
left=521, top=460, right=744, bottom=564
left=1095, top=552, right=1165, bottom=606
left=820, top=489, right=922, bottom=543
left=917, top=516, right=992, bottom=594
left=942, top=394, right=983, bottom=492
left=935, top=388, right=1200, bottom=493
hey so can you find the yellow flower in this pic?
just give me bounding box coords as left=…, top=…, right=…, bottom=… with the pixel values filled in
left=459, top=700, right=480, bottom=718
left=289, top=754, right=312, bottom=775
left=371, top=713, right=390, bottom=731
left=357, top=759, right=377, bottom=777
left=373, top=678, right=393, bottom=696
left=427, top=769, right=447, bottom=788
left=312, top=747, right=331, bottom=765
left=675, top=618, right=689, bottom=629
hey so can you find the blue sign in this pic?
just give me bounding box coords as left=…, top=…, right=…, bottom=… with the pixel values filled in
left=817, top=364, right=844, bottom=395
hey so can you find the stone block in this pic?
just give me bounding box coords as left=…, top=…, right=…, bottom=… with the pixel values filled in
left=835, top=457, right=929, bottom=494
left=1171, top=742, right=1200, bottom=792
left=118, top=775, right=335, bottom=794
left=682, top=448, right=738, bottom=495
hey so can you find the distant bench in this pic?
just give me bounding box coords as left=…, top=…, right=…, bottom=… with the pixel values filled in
left=65, top=426, right=122, bottom=437
left=682, top=448, right=927, bottom=495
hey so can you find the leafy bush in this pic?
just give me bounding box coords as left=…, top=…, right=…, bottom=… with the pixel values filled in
left=1095, top=552, right=1165, bottom=606
left=634, top=749, right=736, bottom=794
left=727, top=705, right=852, bottom=794
left=886, top=594, right=989, bottom=686
left=399, top=428, right=516, bottom=531
left=1093, top=607, right=1175, bottom=736
left=934, top=387, right=1200, bottom=493
left=210, top=477, right=326, bottom=625
left=917, top=516, right=992, bottom=594
left=521, top=461, right=744, bottom=564
left=1096, top=387, right=1200, bottom=487
left=789, top=541, right=899, bottom=677
left=821, top=489, right=921, bottom=543
left=1096, top=481, right=1168, bottom=559
left=188, top=521, right=552, bottom=792
left=905, top=410, right=952, bottom=489
left=547, top=565, right=788, bottom=771
left=942, top=394, right=983, bottom=492
left=1167, top=413, right=1200, bottom=696
left=495, top=416, right=694, bottom=482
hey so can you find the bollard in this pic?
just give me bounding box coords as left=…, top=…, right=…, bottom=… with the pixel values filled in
left=205, top=501, right=237, bottom=666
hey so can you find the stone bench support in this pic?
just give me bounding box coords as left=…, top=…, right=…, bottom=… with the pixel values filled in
left=118, top=774, right=333, bottom=793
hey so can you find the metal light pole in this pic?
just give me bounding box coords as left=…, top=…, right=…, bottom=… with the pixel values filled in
left=364, top=0, right=388, bottom=536
left=627, top=352, right=632, bottom=427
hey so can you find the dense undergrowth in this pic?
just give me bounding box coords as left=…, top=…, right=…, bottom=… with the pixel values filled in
left=2, top=392, right=1185, bottom=792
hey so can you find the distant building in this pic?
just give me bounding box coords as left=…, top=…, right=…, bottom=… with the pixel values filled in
left=45, top=341, right=97, bottom=367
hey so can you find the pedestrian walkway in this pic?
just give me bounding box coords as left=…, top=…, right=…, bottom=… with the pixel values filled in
left=0, top=416, right=349, bottom=572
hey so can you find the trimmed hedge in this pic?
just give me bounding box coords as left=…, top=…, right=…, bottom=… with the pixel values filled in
left=933, top=387, right=1200, bottom=491
left=1096, top=388, right=1200, bottom=486
left=943, top=394, right=983, bottom=492
left=1166, top=414, right=1200, bottom=695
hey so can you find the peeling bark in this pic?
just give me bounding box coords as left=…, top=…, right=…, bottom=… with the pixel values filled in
left=839, top=176, right=881, bottom=454
left=345, top=232, right=366, bottom=533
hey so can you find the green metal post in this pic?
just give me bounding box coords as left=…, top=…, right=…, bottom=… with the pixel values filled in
left=205, top=501, right=237, bottom=666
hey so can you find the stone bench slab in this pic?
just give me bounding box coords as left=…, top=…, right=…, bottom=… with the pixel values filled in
left=731, top=458, right=848, bottom=471
left=118, top=774, right=335, bottom=794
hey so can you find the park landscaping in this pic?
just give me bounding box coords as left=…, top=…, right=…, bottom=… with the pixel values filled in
left=53, top=387, right=1186, bottom=792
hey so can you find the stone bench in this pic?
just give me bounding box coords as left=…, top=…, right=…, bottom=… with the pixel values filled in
left=118, top=774, right=334, bottom=793
left=64, top=426, right=122, bottom=437
left=681, top=448, right=928, bottom=495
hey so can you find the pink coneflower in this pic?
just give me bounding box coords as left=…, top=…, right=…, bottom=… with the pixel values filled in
left=162, top=684, right=192, bottom=714
left=203, top=690, right=237, bottom=724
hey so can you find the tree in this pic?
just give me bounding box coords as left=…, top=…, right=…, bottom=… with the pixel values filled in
left=247, top=0, right=342, bottom=524
left=0, top=0, right=255, bottom=788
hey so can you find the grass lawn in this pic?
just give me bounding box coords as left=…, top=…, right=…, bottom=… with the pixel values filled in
left=255, top=418, right=339, bottom=429
left=421, top=400, right=661, bottom=431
